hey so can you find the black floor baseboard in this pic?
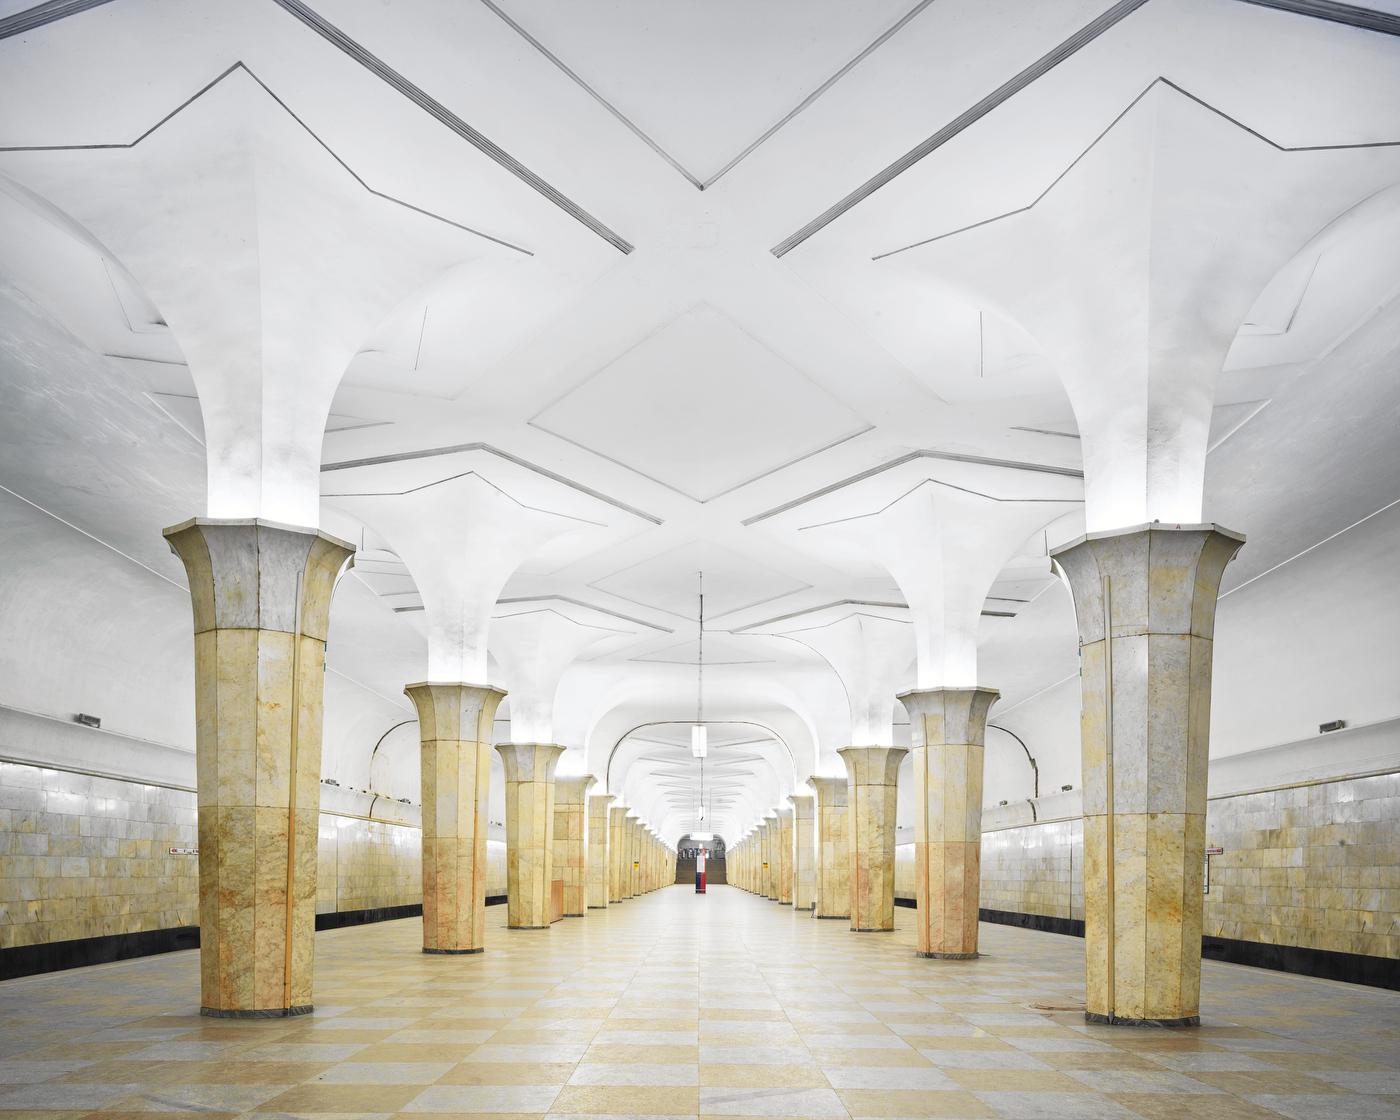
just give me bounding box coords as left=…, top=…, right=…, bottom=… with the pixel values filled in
left=1, top=925, right=200, bottom=981
left=975, top=907, right=1397, bottom=992
left=1200, top=933, right=1400, bottom=992
left=314, top=904, right=422, bottom=931
left=2, top=897, right=512, bottom=980
left=980, top=907, right=1086, bottom=938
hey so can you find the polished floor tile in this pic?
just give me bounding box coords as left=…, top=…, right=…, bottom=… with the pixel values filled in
left=0, top=886, right=1397, bottom=1119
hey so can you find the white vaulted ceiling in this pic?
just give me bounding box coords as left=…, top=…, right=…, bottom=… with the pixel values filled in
left=1, top=0, right=1398, bottom=844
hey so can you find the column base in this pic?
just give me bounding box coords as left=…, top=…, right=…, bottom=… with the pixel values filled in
left=1085, top=1012, right=1200, bottom=1028
left=201, top=1005, right=313, bottom=1018
left=850, top=927, right=895, bottom=933
left=815, top=914, right=850, bottom=920
left=508, top=925, right=551, bottom=931
left=917, top=950, right=979, bottom=959
left=423, top=947, right=484, bottom=955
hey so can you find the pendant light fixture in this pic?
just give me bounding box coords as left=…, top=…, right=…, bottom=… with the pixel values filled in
left=691, top=570, right=707, bottom=759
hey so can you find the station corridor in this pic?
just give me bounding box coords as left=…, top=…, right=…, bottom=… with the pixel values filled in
left=2, top=886, right=1396, bottom=1120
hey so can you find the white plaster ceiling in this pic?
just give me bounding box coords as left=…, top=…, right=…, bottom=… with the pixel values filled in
left=1, top=0, right=1398, bottom=842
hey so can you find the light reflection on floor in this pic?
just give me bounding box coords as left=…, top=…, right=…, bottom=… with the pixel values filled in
left=1, top=885, right=1396, bottom=1118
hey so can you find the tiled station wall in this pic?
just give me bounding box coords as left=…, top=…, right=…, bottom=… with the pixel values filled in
left=5, top=757, right=1397, bottom=964
left=894, top=772, right=1400, bottom=962
left=0, top=761, right=507, bottom=951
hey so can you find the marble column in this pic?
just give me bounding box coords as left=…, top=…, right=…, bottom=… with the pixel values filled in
left=776, top=808, right=794, bottom=905
left=553, top=776, right=594, bottom=917
left=587, top=794, right=614, bottom=908
left=756, top=817, right=767, bottom=896
left=624, top=815, right=639, bottom=898
left=1051, top=524, right=1243, bottom=1026
left=789, top=794, right=815, bottom=912
left=404, top=681, right=505, bottom=955
left=496, top=743, right=565, bottom=930
left=899, top=688, right=999, bottom=959
left=608, top=805, right=628, bottom=903
left=839, top=747, right=907, bottom=932
left=165, top=519, right=352, bottom=1017
left=808, top=776, right=851, bottom=920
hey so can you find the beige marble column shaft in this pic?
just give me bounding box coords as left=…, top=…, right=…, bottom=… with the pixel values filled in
left=789, top=794, right=815, bottom=911
left=166, top=519, right=352, bottom=1017
left=608, top=806, right=628, bottom=902
left=808, top=776, right=851, bottom=920
left=900, top=688, right=999, bottom=959
left=624, top=815, right=639, bottom=898
left=758, top=821, right=773, bottom=899
left=552, top=776, right=595, bottom=917
left=587, top=794, right=614, bottom=908
left=404, top=681, right=505, bottom=955
left=496, top=743, right=565, bottom=929
left=839, top=746, right=907, bottom=932
left=776, top=808, right=794, bottom=905
left=1053, top=524, right=1244, bottom=1026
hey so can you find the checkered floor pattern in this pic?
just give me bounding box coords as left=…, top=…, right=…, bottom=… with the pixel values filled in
left=1, top=886, right=1396, bottom=1118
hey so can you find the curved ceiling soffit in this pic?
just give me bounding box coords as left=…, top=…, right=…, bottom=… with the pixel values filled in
left=1230, top=178, right=1400, bottom=368
left=873, top=77, right=1400, bottom=265
left=735, top=623, right=904, bottom=752
left=866, top=79, right=1400, bottom=403
left=574, top=662, right=818, bottom=765
left=603, top=719, right=798, bottom=800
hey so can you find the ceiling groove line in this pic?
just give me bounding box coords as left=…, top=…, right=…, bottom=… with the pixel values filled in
left=319, top=441, right=664, bottom=525
left=495, top=596, right=675, bottom=633
left=769, top=0, right=1152, bottom=257
left=0, top=0, right=115, bottom=39
left=475, top=0, right=703, bottom=189
left=0, top=60, right=531, bottom=253
left=268, top=0, right=635, bottom=253
left=872, top=76, right=1400, bottom=260
left=730, top=600, right=909, bottom=633
left=741, top=449, right=1084, bottom=527
left=701, top=0, right=939, bottom=190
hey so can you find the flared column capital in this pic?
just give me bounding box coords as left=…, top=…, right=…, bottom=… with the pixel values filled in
left=838, top=745, right=908, bottom=786
left=554, top=775, right=597, bottom=804
left=405, top=683, right=506, bottom=742
left=898, top=687, right=1000, bottom=748
left=495, top=743, right=566, bottom=783
left=787, top=792, right=814, bottom=818
left=163, top=518, right=354, bottom=638
left=1050, top=524, right=1245, bottom=643
left=807, top=775, right=849, bottom=807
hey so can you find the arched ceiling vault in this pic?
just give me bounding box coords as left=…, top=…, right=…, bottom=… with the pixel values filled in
left=1, top=0, right=1398, bottom=822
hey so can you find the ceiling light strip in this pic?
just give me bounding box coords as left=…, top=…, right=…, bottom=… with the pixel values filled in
left=769, top=0, right=1151, bottom=258
left=1234, top=0, right=1400, bottom=35
left=741, top=449, right=1083, bottom=526
left=476, top=0, right=703, bottom=190
left=0, top=0, right=115, bottom=39
left=270, top=0, right=634, bottom=254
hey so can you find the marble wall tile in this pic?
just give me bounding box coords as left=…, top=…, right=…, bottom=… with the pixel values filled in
left=2, top=760, right=515, bottom=953
left=923, top=773, right=1399, bottom=964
